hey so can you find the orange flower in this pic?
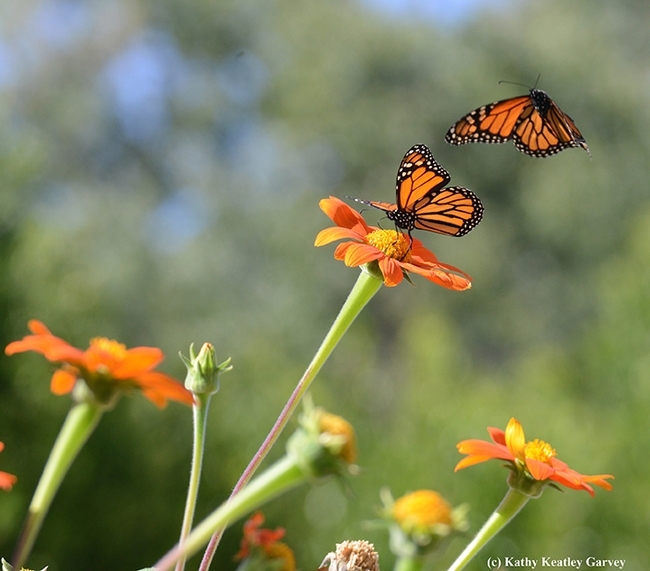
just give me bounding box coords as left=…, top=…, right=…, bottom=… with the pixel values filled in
left=5, top=320, right=193, bottom=408
left=315, top=196, right=472, bottom=290
left=0, top=441, right=17, bottom=491
left=455, top=418, right=614, bottom=497
left=392, top=490, right=453, bottom=532
left=235, top=512, right=295, bottom=571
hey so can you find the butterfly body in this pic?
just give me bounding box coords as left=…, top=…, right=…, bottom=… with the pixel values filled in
left=351, top=144, right=483, bottom=237
left=446, top=87, right=590, bottom=158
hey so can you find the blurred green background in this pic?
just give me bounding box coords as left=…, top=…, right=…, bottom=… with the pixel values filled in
left=0, top=0, right=648, bottom=569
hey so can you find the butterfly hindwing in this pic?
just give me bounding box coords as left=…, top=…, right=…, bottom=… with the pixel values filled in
left=412, top=186, right=484, bottom=237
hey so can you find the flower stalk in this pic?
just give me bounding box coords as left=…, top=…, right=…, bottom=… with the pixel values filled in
left=174, top=392, right=211, bottom=571
left=175, top=343, right=232, bottom=571
left=12, top=402, right=104, bottom=570
left=198, top=268, right=382, bottom=571
left=446, top=488, right=529, bottom=571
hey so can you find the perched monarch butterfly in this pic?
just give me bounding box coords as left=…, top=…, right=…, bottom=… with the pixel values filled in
left=351, top=144, right=483, bottom=237
left=445, top=83, right=590, bottom=158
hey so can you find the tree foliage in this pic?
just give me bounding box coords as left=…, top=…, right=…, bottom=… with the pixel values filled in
left=1, top=0, right=648, bottom=569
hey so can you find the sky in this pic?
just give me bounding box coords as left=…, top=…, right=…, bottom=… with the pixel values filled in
left=359, top=0, right=514, bottom=26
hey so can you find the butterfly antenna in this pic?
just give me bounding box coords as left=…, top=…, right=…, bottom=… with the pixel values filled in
left=498, top=74, right=541, bottom=90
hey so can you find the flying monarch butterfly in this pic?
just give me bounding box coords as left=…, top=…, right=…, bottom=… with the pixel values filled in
left=445, top=83, right=590, bottom=158
left=350, top=144, right=483, bottom=237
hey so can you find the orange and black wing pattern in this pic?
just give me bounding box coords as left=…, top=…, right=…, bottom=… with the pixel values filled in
left=352, top=144, right=483, bottom=237
left=446, top=89, right=590, bottom=158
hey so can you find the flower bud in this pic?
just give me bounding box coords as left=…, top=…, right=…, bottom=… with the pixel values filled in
left=181, top=342, right=232, bottom=395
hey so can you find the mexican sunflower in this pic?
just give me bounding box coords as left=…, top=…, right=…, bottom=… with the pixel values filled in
left=5, top=320, right=193, bottom=408
left=0, top=441, right=17, bottom=491
left=315, top=196, right=472, bottom=290
left=455, top=418, right=614, bottom=497
left=235, top=512, right=296, bottom=571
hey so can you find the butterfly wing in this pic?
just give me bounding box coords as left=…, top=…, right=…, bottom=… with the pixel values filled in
left=350, top=144, right=483, bottom=237
left=395, top=144, right=450, bottom=209
left=398, top=145, right=483, bottom=237
left=351, top=145, right=451, bottom=231
left=447, top=88, right=590, bottom=158
left=512, top=96, right=590, bottom=157
left=445, top=95, right=533, bottom=145
left=412, top=186, right=484, bottom=237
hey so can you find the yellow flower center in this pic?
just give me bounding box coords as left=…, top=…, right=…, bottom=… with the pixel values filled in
left=86, top=337, right=127, bottom=373
left=393, top=490, right=452, bottom=530
left=524, top=439, right=557, bottom=464
left=366, top=229, right=412, bottom=261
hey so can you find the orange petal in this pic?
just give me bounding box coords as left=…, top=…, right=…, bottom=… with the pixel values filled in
left=582, top=474, right=614, bottom=491
left=487, top=427, right=506, bottom=445
left=111, top=347, right=164, bottom=378
left=315, top=227, right=364, bottom=247
left=27, top=319, right=53, bottom=335
left=401, top=263, right=471, bottom=291
left=409, top=239, right=440, bottom=263
left=456, top=439, right=512, bottom=462
left=378, top=257, right=403, bottom=287
left=454, top=454, right=495, bottom=471
left=342, top=243, right=382, bottom=267
left=550, top=470, right=594, bottom=495
left=6, top=322, right=85, bottom=364
left=319, top=196, right=370, bottom=232
left=50, top=368, right=78, bottom=395
left=525, top=457, right=555, bottom=481
left=431, top=260, right=472, bottom=282
left=133, top=371, right=194, bottom=407
left=0, top=470, right=17, bottom=491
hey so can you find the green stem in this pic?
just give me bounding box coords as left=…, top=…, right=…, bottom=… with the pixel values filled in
left=175, top=393, right=212, bottom=571
left=197, top=268, right=383, bottom=571
left=446, top=489, right=529, bottom=571
left=12, top=402, right=104, bottom=569
left=155, top=455, right=307, bottom=571
left=394, top=555, right=425, bottom=571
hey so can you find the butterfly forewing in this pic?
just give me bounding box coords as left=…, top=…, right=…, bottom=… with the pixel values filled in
left=395, top=145, right=449, bottom=209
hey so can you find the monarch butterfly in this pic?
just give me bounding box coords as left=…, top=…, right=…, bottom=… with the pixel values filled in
left=351, top=144, right=483, bottom=237
left=445, top=85, right=590, bottom=158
